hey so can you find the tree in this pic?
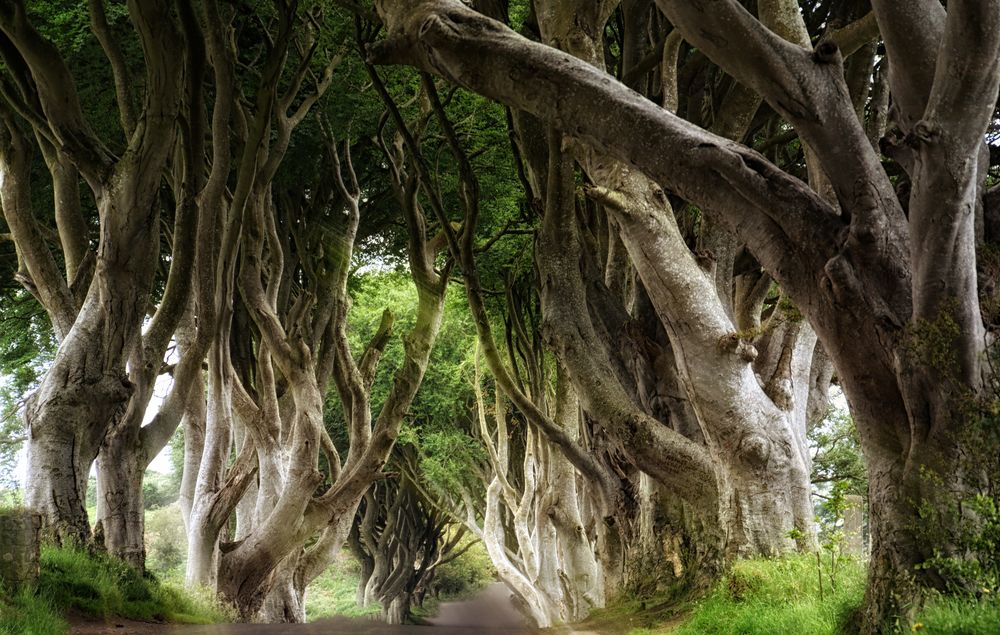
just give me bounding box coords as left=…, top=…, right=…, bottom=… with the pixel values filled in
left=371, top=0, right=1000, bottom=631
left=349, top=455, right=472, bottom=624
left=0, top=0, right=185, bottom=545
left=173, top=9, right=452, bottom=614
left=370, top=5, right=830, bottom=591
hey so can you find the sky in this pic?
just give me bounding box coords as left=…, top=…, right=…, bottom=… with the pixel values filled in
left=11, top=341, right=178, bottom=488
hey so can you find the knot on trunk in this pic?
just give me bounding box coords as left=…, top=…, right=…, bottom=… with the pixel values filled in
left=718, top=332, right=758, bottom=362
left=906, top=120, right=940, bottom=146
left=694, top=249, right=716, bottom=275
left=736, top=433, right=772, bottom=467
left=764, top=377, right=794, bottom=411
left=812, top=40, right=841, bottom=65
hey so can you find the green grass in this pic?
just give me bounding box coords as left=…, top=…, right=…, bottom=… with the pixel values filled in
left=0, top=546, right=233, bottom=635
left=911, top=597, right=1000, bottom=634
left=304, top=555, right=380, bottom=621
left=668, top=555, right=866, bottom=635
left=0, top=587, right=67, bottom=635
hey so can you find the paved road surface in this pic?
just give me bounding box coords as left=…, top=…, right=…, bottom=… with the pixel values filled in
left=70, top=583, right=535, bottom=634
left=427, top=583, right=529, bottom=630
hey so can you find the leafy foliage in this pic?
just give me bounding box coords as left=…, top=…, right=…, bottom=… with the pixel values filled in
left=142, top=471, right=179, bottom=512
left=809, top=406, right=867, bottom=499
left=0, top=291, right=55, bottom=489
left=145, top=504, right=187, bottom=581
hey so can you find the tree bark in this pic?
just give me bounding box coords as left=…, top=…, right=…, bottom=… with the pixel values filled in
left=369, top=2, right=1000, bottom=630
left=0, top=0, right=184, bottom=545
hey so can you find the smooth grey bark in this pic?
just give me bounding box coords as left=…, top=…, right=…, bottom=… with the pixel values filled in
left=372, top=1, right=1000, bottom=630
left=455, top=362, right=604, bottom=628
left=182, top=80, right=447, bottom=617
left=93, top=0, right=211, bottom=569
left=0, top=0, right=183, bottom=545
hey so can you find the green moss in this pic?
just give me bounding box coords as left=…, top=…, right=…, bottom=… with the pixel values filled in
left=901, top=303, right=964, bottom=377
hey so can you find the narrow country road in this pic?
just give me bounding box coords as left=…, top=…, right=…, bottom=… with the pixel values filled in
left=426, top=583, right=530, bottom=629
left=70, top=583, right=536, bottom=634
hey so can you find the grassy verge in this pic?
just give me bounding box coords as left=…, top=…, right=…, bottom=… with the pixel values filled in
left=613, top=556, right=1000, bottom=634
left=0, top=587, right=66, bottom=635
left=573, top=555, right=865, bottom=635
left=0, top=546, right=232, bottom=635
left=304, top=554, right=380, bottom=621
left=911, top=597, right=1000, bottom=634
left=661, top=555, right=866, bottom=635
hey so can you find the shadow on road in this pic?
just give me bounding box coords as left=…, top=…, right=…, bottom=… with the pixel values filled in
left=70, top=583, right=537, bottom=634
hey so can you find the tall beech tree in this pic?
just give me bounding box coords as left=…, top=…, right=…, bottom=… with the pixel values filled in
left=175, top=16, right=451, bottom=613
left=372, top=25, right=830, bottom=603
left=0, top=0, right=184, bottom=544
left=93, top=0, right=212, bottom=569
left=372, top=0, right=1000, bottom=631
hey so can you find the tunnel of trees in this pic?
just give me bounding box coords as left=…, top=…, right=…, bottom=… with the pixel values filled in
left=0, top=0, right=997, bottom=633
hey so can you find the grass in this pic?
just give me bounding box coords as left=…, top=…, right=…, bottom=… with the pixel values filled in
left=662, top=555, right=866, bottom=635
left=0, top=587, right=67, bottom=635
left=620, top=556, right=1000, bottom=634
left=911, top=597, right=1000, bottom=634
left=304, top=554, right=380, bottom=621
left=570, top=594, right=691, bottom=635
left=0, top=546, right=233, bottom=635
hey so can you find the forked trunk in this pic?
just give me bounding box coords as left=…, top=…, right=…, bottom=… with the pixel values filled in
left=24, top=328, right=134, bottom=545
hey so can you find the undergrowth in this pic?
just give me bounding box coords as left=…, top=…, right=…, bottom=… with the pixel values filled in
left=304, top=553, right=380, bottom=621
left=0, top=546, right=232, bottom=635
left=910, top=597, right=1000, bottom=634
left=666, top=555, right=866, bottom=635
left=624, top=556, right=1000, bottom=634
left=612, top=554, right=865, bottom=635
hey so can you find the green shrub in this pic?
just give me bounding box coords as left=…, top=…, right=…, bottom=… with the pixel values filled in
left=433, top=537, right=495, bottom=600
left=145, top=503, right=187, bottom=580
left=671, top=555, right=865, bottom=635
left=142, top=471, right=180, bottom=511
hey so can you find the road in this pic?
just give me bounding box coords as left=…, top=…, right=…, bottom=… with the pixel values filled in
left=70, top=584, right=535, bottom=635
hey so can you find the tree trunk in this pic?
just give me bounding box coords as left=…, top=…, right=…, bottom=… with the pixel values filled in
left=8, top=0, right=184, bottom=547
left=258, top=556, right=307, bottom=624
left=857, top=412, right=972, bottom=633
left=94, top=429, right=147, bottom=570
left=24, top=399, right=109, bottom=546
left=24, top=321, right=135, bottom=545
left=383, top=595, right=409, bottom=625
